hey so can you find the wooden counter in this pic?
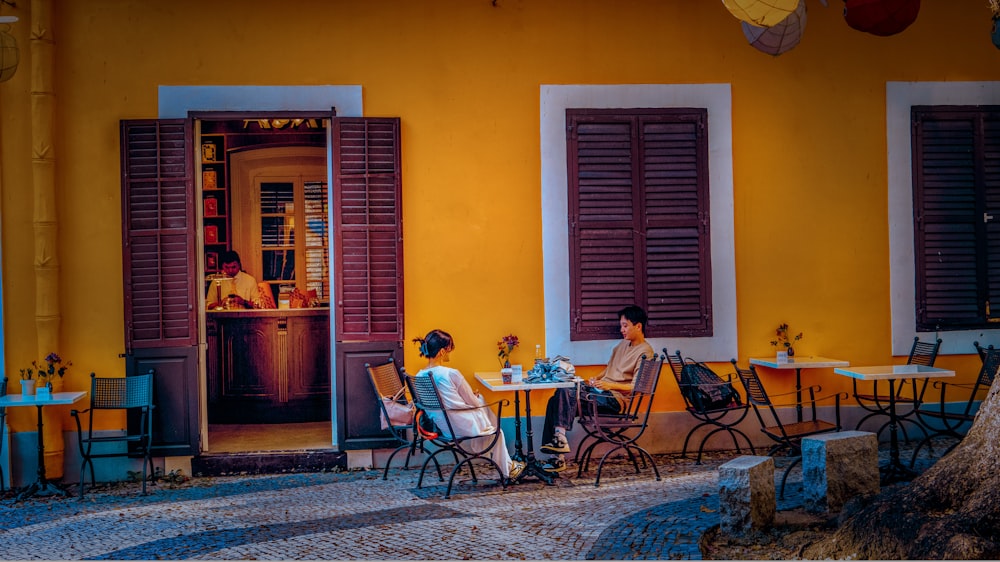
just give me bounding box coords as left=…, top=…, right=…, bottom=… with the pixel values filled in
left=206, top=308, right=330, bottom=423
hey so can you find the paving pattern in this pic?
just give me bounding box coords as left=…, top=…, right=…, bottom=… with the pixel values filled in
left=0, top=443, right=941, bottom=560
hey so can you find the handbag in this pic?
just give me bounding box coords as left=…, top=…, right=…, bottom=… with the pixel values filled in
left=379, top=386, right=415, bottom=430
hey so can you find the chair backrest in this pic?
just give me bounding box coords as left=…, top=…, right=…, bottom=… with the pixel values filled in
left=367, top=358, right=408, bottom=403
left=731, top=361, right=771, bottom=407
left=621, top=353, right=663, bottom=421
left=974, top=341, right=994, bottom=365
left=663, top=348, right=684, bottom=384
left=907, top=336, right=942, bottom=367
left=90, top=372, right=153, bottom=410
left=975, top=346, right=1000, bottom=390
left=409, top=373, right=454, bottom=438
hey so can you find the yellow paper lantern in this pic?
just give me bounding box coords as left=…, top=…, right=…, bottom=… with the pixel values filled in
left=722, top=0, right=800, bottom=27
left=742, top=0, right=807, bottom=56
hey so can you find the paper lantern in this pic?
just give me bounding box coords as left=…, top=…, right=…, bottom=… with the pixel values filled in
left=0, top=16, right=18, bottom=83
left=723, top=0, right=800, bottom=27
left=843, top=0, right=920, bottom=37
left=743, top=0, right=807, bottom=56
left=992, top=16, right=1000, bottom=50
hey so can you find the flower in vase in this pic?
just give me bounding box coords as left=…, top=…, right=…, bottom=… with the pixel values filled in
left=497, top=334, right=519, bottom=368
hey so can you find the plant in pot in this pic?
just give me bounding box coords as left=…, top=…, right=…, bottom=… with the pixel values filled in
left=19, top=352, right=72, bottom=396
left=770, top=323, right=803, bottom=357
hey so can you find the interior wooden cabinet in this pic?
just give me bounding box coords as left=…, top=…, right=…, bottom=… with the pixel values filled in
left=200, top=134, right=229, bottom=272
left=230, top=146, right=328, bottom=305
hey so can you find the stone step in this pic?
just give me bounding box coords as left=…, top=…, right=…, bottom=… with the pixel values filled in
left=191, top=450, right=347, bottom=477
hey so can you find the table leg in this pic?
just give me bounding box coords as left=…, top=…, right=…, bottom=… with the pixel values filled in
left=14, top=405, right=70, bottom=502
left=514, top=389, right=556, bottom=485
left=879, top=379, right=918, bottom=485
left=795, top=368, right=803, bottom=423
left=512, top=388, right=524, bottom=460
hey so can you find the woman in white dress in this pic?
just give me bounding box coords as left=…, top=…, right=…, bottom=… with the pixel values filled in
left=413, top=329, right=525, bottom=481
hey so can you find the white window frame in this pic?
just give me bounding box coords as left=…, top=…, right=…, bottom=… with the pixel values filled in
left=540, top=84, right=737, bottom=364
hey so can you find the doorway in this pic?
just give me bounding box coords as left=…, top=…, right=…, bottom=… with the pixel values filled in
left=198, top=118, right=333, bottom=453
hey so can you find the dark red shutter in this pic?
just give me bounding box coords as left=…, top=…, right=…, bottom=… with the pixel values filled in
left=567, top=109, right=711, bottom=340
left=642, top=112, right=712, bottom=336
left=911, top=106, right=1000, bottom=330
left=333, top=117, right=403, bottom=341
left=120, top=119, right=197, bottom=349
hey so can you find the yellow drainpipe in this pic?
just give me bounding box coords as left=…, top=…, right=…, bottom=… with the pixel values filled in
left=31, top=0, right=63, bottom=479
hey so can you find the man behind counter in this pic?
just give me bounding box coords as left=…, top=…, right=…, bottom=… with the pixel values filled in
left=206, top=250, right=260, bottom=309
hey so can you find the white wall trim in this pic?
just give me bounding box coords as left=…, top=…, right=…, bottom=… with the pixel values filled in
left=887, top=81, right=1000, bottom=356
left=540, top=84, right=737, bottom=364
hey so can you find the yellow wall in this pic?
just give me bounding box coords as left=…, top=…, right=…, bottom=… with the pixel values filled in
left=0, top=0, right=995, bottom=428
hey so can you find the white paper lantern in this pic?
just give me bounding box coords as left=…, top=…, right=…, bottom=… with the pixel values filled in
left=742, top=0, right=807, bottom=56
left=723, top=0, right=800, bottom=27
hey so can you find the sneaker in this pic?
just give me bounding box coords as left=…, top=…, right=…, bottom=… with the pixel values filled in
left=540, top=434, right=570, bottom=454
left=508, top=460, right=526, bottom=481
left=541, top=458, right=567, bottom=473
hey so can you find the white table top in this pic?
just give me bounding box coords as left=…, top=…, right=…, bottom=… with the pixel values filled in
left=0, top=390, right=87, bottom=407
left=834, top=365, right=955, bottom=381
left=749, top=356, right=849, bottom=370
left=475, top=372, right=580, bottom=392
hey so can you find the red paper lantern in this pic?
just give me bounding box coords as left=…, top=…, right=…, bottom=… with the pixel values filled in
left=843, top=0, right=920, bottom=37
left=743, top=0, right=807, bottom=56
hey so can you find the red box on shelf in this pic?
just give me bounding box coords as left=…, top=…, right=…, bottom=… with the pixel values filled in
left=203, top=169, right=217, bottom=189
left=205, top=225, right=219, bottom=244
left=204, top=197, right=218, bottom=217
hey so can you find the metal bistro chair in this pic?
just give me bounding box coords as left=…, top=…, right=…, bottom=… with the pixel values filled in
left=408, top=373, right=509, bottom=499
left=665, top=349, right=754, bottom=464
left=853, top=336, right=941, bottom=443
left=366, top=358, right=442, bottom=481
left=71, top=371, right=155, bottom=498
left=910, top=345, right=1000, bottom=467
left=731, top=360, right=845, bottom=498
left=576, top=353, right=664, bottom=487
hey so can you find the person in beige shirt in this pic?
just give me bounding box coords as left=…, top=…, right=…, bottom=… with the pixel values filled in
left=539, top=305, right=654, bottom=473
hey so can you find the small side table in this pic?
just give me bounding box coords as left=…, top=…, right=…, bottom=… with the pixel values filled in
left=0, top=390, right=87, bottom=501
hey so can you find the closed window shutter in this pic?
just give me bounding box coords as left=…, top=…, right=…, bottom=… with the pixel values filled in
left=642, top=114, right=711, bottom=336
left=120, top=119, right=197, bottom=349
left=568, top=109, right=711, bottom=340
left=333, top=117, right=403, bottom=341
left=911, top=108, right=1000, bottom=330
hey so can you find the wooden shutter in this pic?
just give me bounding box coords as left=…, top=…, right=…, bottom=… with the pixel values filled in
left=120, top=119, right=197, bottom=349
left=567, top=109, right=711, bottom=340
left=333, top=117, right=403, bottom=341
left=120, top=119, right=199, bottom=457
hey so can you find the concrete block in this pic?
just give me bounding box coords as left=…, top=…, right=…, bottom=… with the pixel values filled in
left=347, top=449, right=374, bottom=470
left=802, top=430, right=879, bottom=513
left=719, top=455, right=775, bottom=536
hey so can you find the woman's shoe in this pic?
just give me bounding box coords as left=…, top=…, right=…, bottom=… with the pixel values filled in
left=508, top=460, right=526, bottom=481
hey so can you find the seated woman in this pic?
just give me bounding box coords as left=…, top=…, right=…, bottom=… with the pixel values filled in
left=413, top=329, right=525, bottom=482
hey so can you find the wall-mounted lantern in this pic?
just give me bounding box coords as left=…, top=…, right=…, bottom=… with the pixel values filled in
left=0, top=15, right=18, bottom=83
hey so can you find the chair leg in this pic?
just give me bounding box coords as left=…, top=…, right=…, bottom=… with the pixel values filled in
left=382, top=442, right=412, bottom=480
left=778, top=456, right=802, bottom=499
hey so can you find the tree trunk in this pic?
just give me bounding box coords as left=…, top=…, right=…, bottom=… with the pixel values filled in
left=803, top=376, right=1000, bottom=559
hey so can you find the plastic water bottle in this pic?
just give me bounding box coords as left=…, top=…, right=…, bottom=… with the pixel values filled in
left=534, top=344, right=544, bottom=365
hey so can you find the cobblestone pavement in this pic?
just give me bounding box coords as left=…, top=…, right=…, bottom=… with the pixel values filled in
left=0, top=444, right=940, bottom=560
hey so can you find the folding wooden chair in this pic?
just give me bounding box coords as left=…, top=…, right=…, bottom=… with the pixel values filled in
left=366, top=358, right=441, bottom=481
left=665, top=348, right=753, bottom=464
left=731, top=360, right=845, bottom=498
left=576, top=353, right=664, bottom=487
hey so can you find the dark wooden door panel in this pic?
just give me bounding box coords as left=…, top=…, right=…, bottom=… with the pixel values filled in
left=126, top=347, right=199, bottom=457
left=336, top=340, right=403, bottom=450
left=288, top=314, right=331, bottom=399
left=221, top=319, right=277, bottom=398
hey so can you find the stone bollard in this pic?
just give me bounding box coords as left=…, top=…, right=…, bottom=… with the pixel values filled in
left=802, top=430, right=879, bottom=513
left=719, top=455, right=775, bottom=536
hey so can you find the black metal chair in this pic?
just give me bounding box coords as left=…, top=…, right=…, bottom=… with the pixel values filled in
left=731, top=360, right=845, bottom=498
left=910, top=346, right=1000, bottom=466
left=366, top=359, right=443, bottom=482
left=0, top=377, right=6, bottom=492
left=575, top=353, right=664, bottom=487
left=853, top=336, right=941, bottom=442
left=408, top=373, right=509, bottom=499
left=71, top=371, right=155, bottom=498
left=665, top=348, right=753, bottom=464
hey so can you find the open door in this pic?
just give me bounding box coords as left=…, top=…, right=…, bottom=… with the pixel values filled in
left=333, top=117, right=405, bottom=450
left=120, top=119, right=200, bottom=457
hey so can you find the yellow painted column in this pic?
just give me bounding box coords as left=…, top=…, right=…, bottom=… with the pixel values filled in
left=30, top=0, right=63, bottom=479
